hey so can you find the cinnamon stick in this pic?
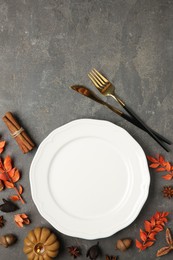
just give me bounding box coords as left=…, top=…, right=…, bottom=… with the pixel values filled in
left=2, top=112, right=35, bottom=154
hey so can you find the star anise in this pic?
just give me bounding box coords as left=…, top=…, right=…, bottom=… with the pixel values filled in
left=157, top=228, right=173, bottom=257
left=0, top=216, right=5, bottom=227
left=106, top=255, right=117, bottom=260
left=162, top=186, right=173, bottom=199
left=68, top=246, right=80, bottom=258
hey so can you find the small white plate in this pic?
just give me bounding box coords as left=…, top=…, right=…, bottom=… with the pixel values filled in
left=30, top=119, right=150, bottom=239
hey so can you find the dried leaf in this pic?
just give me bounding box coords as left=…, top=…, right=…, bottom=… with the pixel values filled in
left=148, top=232, right=156, bottom=241
left=159, top=155, right=165, bottom=164
left=4, top=181, right=14, bottom=189
left=14, top=213, right=30, bottom=228
left=147, top=156, right=158, bottom=163
left=0, top=141, right=6, bottom=154
left=0, top=173, right=8, bottom=181
left=135, top=240, right=145, bottom=250
left=162, top=174, right=173, bottom=180
left=157, top=246, right=171, bottom=257
left=165, top=162, right=171, bottom=172
left=166, top=228, right=173, bottom=245
left=144, top=221, right=151, bottom=232
left=19, top=185, right=23, bottom=194
left=155, top=167, right=166, bottom=172
left=10, top=195, right=19, bottom=201
left=149, top=163, right=160, bottom=168
left=144, top=241, right=154, bottom=248
left=140, top=229, right=147, bottom=242
left=4, top=156, right=12, bottom=172
left=11, top=169, right=20, bottom=183
left=0, top=199, right=19, bottom=212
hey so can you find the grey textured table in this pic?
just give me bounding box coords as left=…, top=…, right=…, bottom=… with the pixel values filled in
left=0, top=0, right=173, bottom=259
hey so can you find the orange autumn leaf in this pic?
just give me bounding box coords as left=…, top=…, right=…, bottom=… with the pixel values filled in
left=150, top=163, right=160, bottom=168
left=4, top=181, right=14, bottom=188
left=0, top=141, right=6, bottom=154
left=10, top=195, right=20, bottom=201
left=14, top=213, right=30, bottom=228
left=162, top=174, right=173, bottom=180
left=4, top=156, right=12, bottom=172
left=19, top=185, right=23, bottom=195
left=140, top=229, right=147, bottom=242
left=147, top=156, right=158, bottom=163
left=144, top=221, right=151, bottom=233
left=11, top=169, right=20, bottom=183
left=0, top=173, right=8, bottom=181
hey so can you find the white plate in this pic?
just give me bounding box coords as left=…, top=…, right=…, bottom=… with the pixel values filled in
left=30, top=119, right=150, bottom=239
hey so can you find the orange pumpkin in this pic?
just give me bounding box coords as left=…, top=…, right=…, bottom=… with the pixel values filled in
left=23, top=227, right=60, bottom=260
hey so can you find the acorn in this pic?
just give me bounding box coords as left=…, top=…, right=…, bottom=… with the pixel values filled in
left=0, top=234, right=17, bottom=247
left=115, top=239, right=132, bottom=252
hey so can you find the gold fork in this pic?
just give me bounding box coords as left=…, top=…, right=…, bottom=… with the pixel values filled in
left=88, top=68, right=169, bottom=152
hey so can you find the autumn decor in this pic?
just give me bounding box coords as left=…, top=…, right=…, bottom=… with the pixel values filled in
left=0, top=216, right=5, bottom=228
left=14, top=214, right=30, bottom=228
left=0, top=180, right=4, bottom=191
left=136, top=211, right=169, bottom=251
left=162, top=186, right=173, bottom=199
left=157, top=228, right=173, bottom=257
left=2, top=112, right=35, bottom=154
left=147, top=155, right=173, bottom=180
left=0, top=234, right=17, bottom=247
left=106, top=255, right=117, bottom=260
left=86, top=242, right=100, bottom=260
left=68, top=246, right=80, bottom=258
left=23, top=227, right=60, bottom=260
left=0, top=156, right=25, bottom=204
left=0, top=199, right=19, bottom=212
left=0, top=140, right=6, bottom=154
left=115, top=238, right=132, bottom=252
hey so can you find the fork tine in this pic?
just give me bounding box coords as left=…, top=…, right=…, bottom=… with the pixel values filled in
left=88, top=72, right=103, bottom=89
left=93, top=68, right=109, bottom=83
left=91, top=69, right=105, bottom=85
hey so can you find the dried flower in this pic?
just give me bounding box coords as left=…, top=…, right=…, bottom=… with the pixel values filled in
left=147, top=155, right=173, bottom=180
left=0, top=199, right=19, bottom=212
left=0, top=216, right=5, bottom=228
left=0, top=234, right=17, bottom=247
left=68, top=246, right=80, bottom=258
left=136, top=211, right=169, bottom=251
left=86, top=242, right=100, bottom=260
left=162, top=186, right=173, bottom=199
left=157, top=228, right=173, bottom=257
left=106, top=255, right=117, bottom=260
left=14, top=214, right=30, bottom=228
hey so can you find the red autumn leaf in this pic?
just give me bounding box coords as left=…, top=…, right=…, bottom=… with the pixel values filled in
left=162, top=174, right=173, bottom=180
left=159, top=155, right=165, bottom=164
left=154, top=212, right=161, bottom=220
left=147, top=156, right=158, bottom=163
left=10, top=195, right=20, bottom=201
left=19, top=185, right=23, bottom=194
left=165, top=162, right=171, bottom=172
left=153, top=227, right=163, bottom=232
left=162, top=212, right=169, bottom=217
left=11, top=169, right=20, bottom=183
left=171, top=166, right=173, bottom=171
left=148, top=232, right=156, bottom=240
left=0, top=172, right=8, bottom=181
left=144, top=241, right=154, bottom=248
left=4, top=156, right=12, bottom=172
left=155, top=167, right=166, bottom=172
left=136, top=240, right=144, bottom=250
left=4, top=181, right=14, bottom=188
left=149, top=163, right=160, bottom=168
left=144, top=221, right=151, bottom=232
left=140, top=229, right=147, bottom=242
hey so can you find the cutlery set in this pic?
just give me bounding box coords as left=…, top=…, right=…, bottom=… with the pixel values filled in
left=71, top=69, right=171, bottom=152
